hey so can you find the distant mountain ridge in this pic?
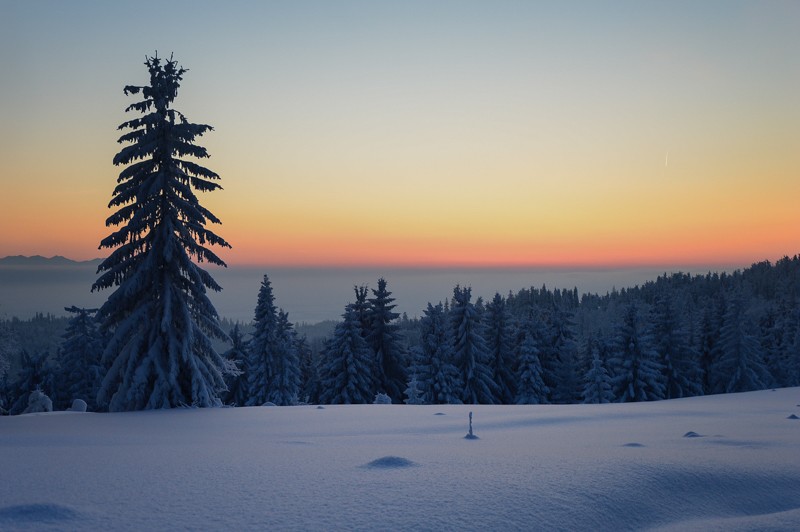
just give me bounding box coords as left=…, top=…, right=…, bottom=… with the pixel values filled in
left=0, top=255, right=103, bottom=266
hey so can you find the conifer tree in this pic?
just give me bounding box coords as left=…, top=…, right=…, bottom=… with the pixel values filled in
left=581, top=340, right=613, bottom=404
left=515, top=326, right=549, bottom=404
left=451, top=286, right=499, bottom=404
left=547, top=305, right=580, bottom=403
left=484, top=293, right=517, bottom=404
left=93, top=54, right=232, bottom=411
left=266, top=311, right=301, bottom=406
left=246, top=275, right=280, bottom=405
left=650, top=295, right=702, bottom=399
left=712, top=295, right=772, bottom=393
left=608, top=304, right=665, bottom=402
left=57, top=307, right=103, bottom=410
left=410, top=303, right=461, bottom=404
left=365, top=278, right=407, bottom=402
left=8, top=351, right=52, bottom=415
left=318, top=306, right=375, bottom=404
left=222, top=324, right=250, bottom=406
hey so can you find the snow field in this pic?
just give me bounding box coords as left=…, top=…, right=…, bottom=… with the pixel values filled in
left=1, top=388, right=799, bottom=531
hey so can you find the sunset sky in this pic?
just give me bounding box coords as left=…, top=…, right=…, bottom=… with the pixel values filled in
left=1, top=1, right=798, bottom=268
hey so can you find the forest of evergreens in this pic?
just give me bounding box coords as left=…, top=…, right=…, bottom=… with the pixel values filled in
left=2, top=256, right=798, bottom=414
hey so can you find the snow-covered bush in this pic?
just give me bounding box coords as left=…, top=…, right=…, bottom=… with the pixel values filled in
left=23, top=389, right=53, bottom=414
left=373, top=392, right=392, bottom=404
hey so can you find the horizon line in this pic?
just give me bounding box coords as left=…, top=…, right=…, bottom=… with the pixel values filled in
left=3, top=253, right=791, bottom=274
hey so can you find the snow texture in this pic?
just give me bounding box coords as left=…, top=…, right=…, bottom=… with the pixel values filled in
left=2, top=388, right=799, bottom=530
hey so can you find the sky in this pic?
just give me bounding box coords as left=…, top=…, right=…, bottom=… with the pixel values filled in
left=1, top=0, right=798, bottom=269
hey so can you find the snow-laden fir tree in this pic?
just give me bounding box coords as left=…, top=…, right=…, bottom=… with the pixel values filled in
left=451, top=286, right=499, bottom=404
left=0, top=321, right=17, bottom=391
left=266, top=311, right=301, bottom=406
left=246, top=275, right=280, bottom=405
left=365, top=278, right=407, bottom=403
left=696, top=302, right=721, bottom=395
left=56, top=307, right=103, bottom=411
left=222, top=324, right=250, bottom=406
left=8, top=350, right=52, bottom=415
left=410, top=303, right=461, bottom=404
left=650, top=295, right=702, bottom=399
left=711, top=294, right=772, bottom=393
left=608, top=304, right=666, bottom=402
left=93, top=54, right=232, bottom=411
left=515, top=324, right=549, bottom=404
left=484, top=293, right=517, bottom=404
left=318, top=305, right=375, bottom=404
left=403, top=374, right=425, bottom=404
left=546, top=304, right=580, bottom=404
left=581, top=339, right=613, bottom=404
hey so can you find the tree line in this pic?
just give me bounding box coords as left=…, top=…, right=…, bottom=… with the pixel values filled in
left=3, top=256, right=799, bottom=413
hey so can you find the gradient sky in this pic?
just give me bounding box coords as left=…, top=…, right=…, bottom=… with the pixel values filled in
left=1, top=0, right=798, bottom=268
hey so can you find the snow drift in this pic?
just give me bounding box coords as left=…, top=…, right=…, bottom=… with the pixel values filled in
left=1, top=388, right=799, bottom=530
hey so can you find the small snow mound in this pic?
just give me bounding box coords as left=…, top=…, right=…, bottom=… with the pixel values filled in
left=623, top=442, right=645, bottom=447
left=262, top=402, right=277, bottom=407
left=68, top=399, right=87, bottom=412
left=316, top=405, right=325, bottom=409
left=787, top=414, right=799, bottom=420
left=434, top=412, right=446, bottom=416
left=0, top=503, right=79, bottom=523
left=364, top=456, right=417, bottom=469
left=683, top=431, right=703, bottom=438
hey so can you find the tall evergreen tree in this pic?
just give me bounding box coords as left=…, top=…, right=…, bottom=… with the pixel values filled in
left=548, top=305, right=580, bottom=403
left=222, top=324, right=249, bottom=406
left=318, top=306, right=375, bottom=404
left=246, top=275, right=280, bottom=405
left=365, top=278, right=407, bottom=403
left=696, top=302, right=720, bottom=395
left=581, top=339, right=613, bottom=404
left=712, top=295, right=772, bottom=393
left=484, top=293, right=517, bottom=404
left=608, top=304, right=665, bottom=402
left=451, top=286, right=499, bottom=404
left=266, top=311, right=301, bottom=406
left=410, top=303, right=461, bottom=404
left=8, top=350, right=52, bottom=415
left=650, top=295, right=702, bottom=399
left=93, top=54, right=232, bottom=411
left=57, top=307, right=103, bottom=410
left=515, top=325, right=549, bottom=404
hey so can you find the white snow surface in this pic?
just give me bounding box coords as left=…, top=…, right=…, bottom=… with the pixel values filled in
left=1, top=388, right=799, bottom=531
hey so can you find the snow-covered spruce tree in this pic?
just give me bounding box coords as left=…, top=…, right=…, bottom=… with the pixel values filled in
left=608, top=304, right=665, bottom=402
left=711, top=295, right=772, bottom=393
left=93, top=54, right=233, bottom=411
left=581, top=339, right=613, bottom=404
left=546, top=305, right=580, bottom=404
left=222, top=324, right=250, bottom=406
left=451, top=286, right=499, bottom=404
left=404, top=374, right=425, bottom=404
left=317, top=305, right=375, bottom=404
left=410, top=303, right=462, bottom=404
left=650, top=295, right=702, bottom=399
left=365, top=278, right=407, bottom=403
left=266, top=311, right=301, bottom=406
left=515, top=325, right=549, bottom=404
left=8, top=350, right=52, bottom=415
left=246, top=275, right=280, bottom=405
left=484, top=293, right=517, bottom=404
left=56, top=306, right=103, bottom=411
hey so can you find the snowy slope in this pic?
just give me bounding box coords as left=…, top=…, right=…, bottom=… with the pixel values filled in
left=1, top=388, right=799, bottom=531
